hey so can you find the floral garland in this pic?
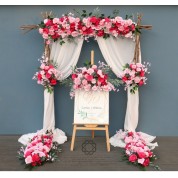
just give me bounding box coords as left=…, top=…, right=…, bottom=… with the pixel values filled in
left=119, top=62, right=150, bottom=94
left=120, top=131, right=160, bottom=171
left=33, top=55, right=62, bottom=93
left=17, top=130, right=61, bottom=170
left=62, top=61, right=121, bottom=98
left=38, top=10, right=138, bottom=45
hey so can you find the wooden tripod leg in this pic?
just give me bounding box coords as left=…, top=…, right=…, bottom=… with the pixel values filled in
left=70, top=124, right=77, bottom=151
left=92, top=130, right=95, bottom=139
left=105, top=125, right=110, bottom=152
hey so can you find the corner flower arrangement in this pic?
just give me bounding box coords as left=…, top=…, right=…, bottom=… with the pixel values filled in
left=121, top=131, right=160, bottom=171
left=33, top=55, right=62, bottom=93
left=119, top=62, right=150, bottom=94
left=38, top=9, right=138, bottom=45
left=63, top=61, right=121, bottom=98
left=17, top=130, right=61, bottom=170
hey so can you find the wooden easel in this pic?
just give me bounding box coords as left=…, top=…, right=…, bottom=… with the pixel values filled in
left=70, top=50, right=110, bottom=152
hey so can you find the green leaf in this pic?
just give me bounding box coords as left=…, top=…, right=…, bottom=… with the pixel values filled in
left=82, top=10, right=86, bottom=13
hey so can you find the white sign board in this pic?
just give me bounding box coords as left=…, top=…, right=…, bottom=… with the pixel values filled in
left=74, top=90, right=109, bottom=124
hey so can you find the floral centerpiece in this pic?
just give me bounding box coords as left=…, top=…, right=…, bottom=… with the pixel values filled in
left=119, top=62, right=150, bottom=94
left=121, top=131, right=160, bottom=171
left=17, top=130, right=61, bottom=170
left=63, top=61, right=121, bottom=98
left=33, top=55, right=62, bottom=93
left=38, top=9, right=138, bottom=45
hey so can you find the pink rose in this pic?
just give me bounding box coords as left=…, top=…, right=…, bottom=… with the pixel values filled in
left=136, top=67, right=141, bottom=72
left=140, top=70, right=145, bottom=77
left=74, top=78, right=81, bottom=85
left=71, top=31, right=79, bottom=37
left=130, top=64, right=136, bottom=69
left=143, top=158, right=150, bottom=167
left=129, top=154, right=137, bottom=162
left=53, top=18, right=59, bottom=24
left=139, top=80, right=144, bottom=86
left=44, top=66, right=49, bottom=70
left=85, top=74, right=93, bottom=81
left=92, top=65, right=97, bottom=70
left=46, top=73, right=51, bottom=79
left=136, top=63, right=142, bottom=67
left=42, top=33, right=48, bottom=39
left=87, top=68, right=94, bottom=75
left=134, top=76, right=140, bottom=84
left=125, top=32, right=132, bottom=38
left=138, top=158, right=145, bottom=165
left=91, top=79, right=96, bottom=84
left=25, top=155, right=32, bottom=164
left=138, top=152, right=146, bottom=159
left=92, top=86, right=98, bottom=91
left=39, top=28, right=43, bottom=34
left=82, top=79, right=88, bottom=85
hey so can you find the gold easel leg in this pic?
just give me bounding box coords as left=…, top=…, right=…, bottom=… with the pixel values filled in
left=70, top=124, right=77, bottom=151
left=105, top=125, right=110, bottom=152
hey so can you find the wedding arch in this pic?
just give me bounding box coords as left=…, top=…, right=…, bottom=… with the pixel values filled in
left=18, top=10, right=156, bottom=148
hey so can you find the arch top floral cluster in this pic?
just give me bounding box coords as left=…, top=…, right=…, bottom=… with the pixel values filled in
left=38, top=12, right=137, bottom=45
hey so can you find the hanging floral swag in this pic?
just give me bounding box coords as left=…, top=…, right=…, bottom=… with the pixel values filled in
left=33, top=55, right=62, bottom=93
left=37, top=8, right=140, bottom=45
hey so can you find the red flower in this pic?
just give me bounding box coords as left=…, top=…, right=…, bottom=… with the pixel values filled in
left=37, top=73, right=42, bottom=80
left=143, top=158, right=150, bottom=167
left=140, top=70, right=145, bottom=77
left=129, top=154, right=137, bottom=162
left=97, top=30, right=104, bottom=37
left=86, top=74, right=93, bottom=81
left=46, top=73, right=51, bottom=79
left=128, top=132, right=133, bottom=137
left=138, top=152, right=146, bottom=159
left=139, top=80, right=144, bottom=86
left=72, top=74, right=77, bottom=80
left=90, top=16, right=98, bottom=24
left=122, top=76, right=127, bottom=82
left=43, top=28, right=49, bottom=34
left=45, top=19, right=53, bottom=26
left=50, top=79, right=57, bottom=85
left=131, top=24, right=135, bottom=31
left=32, top=154, right=40, bottom=163
left=98, top=77, right=105, bottom=83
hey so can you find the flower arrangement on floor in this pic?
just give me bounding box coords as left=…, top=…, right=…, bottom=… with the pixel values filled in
left=119, top=62, right=150, bottom=94
left=62, top=61, right=121, bottom=98
left=17, top=130, right=61, bottom=170
left=38, top=8, right=138, bottom=45
left=121, top=131, right=160, bottom=171
left=33, top=55, right=62, bottom=93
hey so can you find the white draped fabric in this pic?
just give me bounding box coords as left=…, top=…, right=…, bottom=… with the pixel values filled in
left=97, top=37, right=156, bottom=148
left=97, top=36, right=140, bottom=131
left=18, top=38, right=84, bottom=145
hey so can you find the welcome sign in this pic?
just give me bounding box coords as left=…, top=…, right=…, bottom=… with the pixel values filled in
left=74, top=90, right=109, bottom=124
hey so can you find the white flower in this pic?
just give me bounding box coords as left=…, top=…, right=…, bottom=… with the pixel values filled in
left=138, top=158, right=145, bottom=164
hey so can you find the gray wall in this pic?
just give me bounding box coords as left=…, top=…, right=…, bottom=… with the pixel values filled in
left=0, top=5, right=178, bottom=136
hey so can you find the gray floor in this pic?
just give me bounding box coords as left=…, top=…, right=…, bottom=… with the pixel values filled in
left=0, top=136, right=178, bottom=171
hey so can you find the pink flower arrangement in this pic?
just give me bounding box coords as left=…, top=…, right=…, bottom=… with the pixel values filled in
left=119, top=62, right=150, bottom=94
left=17, top=131, right=61, bottom=170
left=64, top=61, right=121, bottom=98
left=122, top=131, right=160, bottom=170
left=38, top=11, right=136, bottom=45
left=33, top=55, right=62, bottom=93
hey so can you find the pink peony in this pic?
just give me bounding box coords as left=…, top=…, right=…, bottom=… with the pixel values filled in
left=92, top=65, right=97, bottom=70
left=138, top=158, right=145, bottom=165
left=53, top=18, right=60, bottom=24
left=71, top=31, right=79, bottom=37
left=91, top=79, right=96, bottom=84
left=25, top=155, right=32, bottom=164
left=134, top=76, right=141, bottom=84
left=82, top=79, right=88, bottom=85
left=92, top=86, right=98, bottom=91
left=136, top=67, right=141, bottom=72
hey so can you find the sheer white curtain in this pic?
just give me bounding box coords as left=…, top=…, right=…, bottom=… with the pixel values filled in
left=18, top=38, right=84, bottom=145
